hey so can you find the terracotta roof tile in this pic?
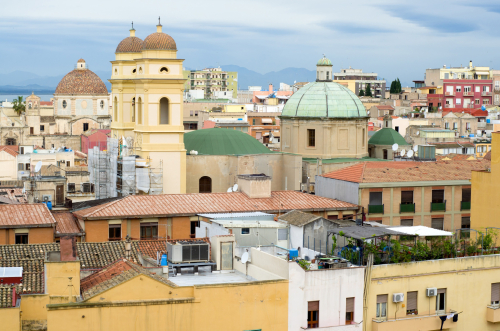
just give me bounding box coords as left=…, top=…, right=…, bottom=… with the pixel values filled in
left=52, top=212, right=83, bottom=235
left=116, top=36, right=144, bottom=53
left=0, top=146, right=18, bottom=157
left=142, top=32, right=177, bottom=51
left=0, top=286, right=15, bottom=308
left=0, top=204, right=56, bottom=228
left=74, top=191, right=358, bottom=219
left=322, top=160, right=490, bottom=183
left=55, top=68, right=108, bottom=95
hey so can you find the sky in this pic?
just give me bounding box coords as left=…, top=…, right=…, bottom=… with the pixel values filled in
left=1, top=0, right=500, bottom=86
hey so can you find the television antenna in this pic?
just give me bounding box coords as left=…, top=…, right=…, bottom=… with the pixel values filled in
left=392, top=143, right=399, bottom=151
left=241, top=251, right=249, bottom=264
left=407, top=150, right=414, bottom=158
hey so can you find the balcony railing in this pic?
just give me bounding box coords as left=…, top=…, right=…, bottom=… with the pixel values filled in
left=400, top=203, right=415, bottom=213
left=444, top=104, right=454, bottom=108
left=431, top=201, right=446, bottom=212
left=445, top=91, right=455, bottom=96
left=372, top=311, right=458, bottom=331
left=368, top=204, right=384, bottom=214
left=482, top=92, right=493, bottom=96
left=463, top=91, right=474, bottom=96
left=461, top=201, right=471, bottom=210
left=495, top=86, right=500, bottom=92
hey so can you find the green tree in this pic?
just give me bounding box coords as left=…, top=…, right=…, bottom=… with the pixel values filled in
left=358, top=89, right=365, bottom=97
left=365, top=83, right=372, bottom=97
left=12, top=96, right=25, bottom=115
left=390, top=78, right=402, bottom=94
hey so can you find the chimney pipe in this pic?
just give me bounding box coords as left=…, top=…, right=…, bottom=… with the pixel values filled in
left=60, top=235, right=77, bottom=261
left=125, top=235, right=132, bottom=260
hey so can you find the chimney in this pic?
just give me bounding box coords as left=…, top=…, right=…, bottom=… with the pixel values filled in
left=125, top=235, right=132, bottom=260
left=469, top=60, right=473, bottom=69
left=237, top=174, right=272, bottom=198
left=60, top=235, right=77, bottom=261
left=269, top=84, right=273, bottom=93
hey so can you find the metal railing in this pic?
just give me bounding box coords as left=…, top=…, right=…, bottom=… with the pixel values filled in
left=368, top=204, right=384, bottom=214
left=400, top=203, right=415, bottom=213
left=431, top=200, right=446, bottom=212
left=461, top=201, right=471, bottom=211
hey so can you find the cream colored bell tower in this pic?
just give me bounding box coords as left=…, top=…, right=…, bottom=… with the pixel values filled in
left=110, top=21, right=186, bottom=193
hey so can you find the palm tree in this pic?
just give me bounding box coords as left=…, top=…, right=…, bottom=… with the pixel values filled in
left=12, top=96, right=25, bottom=115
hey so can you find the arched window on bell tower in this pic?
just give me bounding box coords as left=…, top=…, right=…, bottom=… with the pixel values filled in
left=159, top=97, right=169, bottom=124
left=114, top=97, right=118, bottom=121
left=131, top=97, right=136, bottom=123
left=137, top=97, right=142, bottom=124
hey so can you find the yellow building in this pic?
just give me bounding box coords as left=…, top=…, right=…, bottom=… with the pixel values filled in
left=366, top=254, right=500, bottom=331
left=110, top=22, right=186, bottom=193
left=471, top=132, right=500, bottom=233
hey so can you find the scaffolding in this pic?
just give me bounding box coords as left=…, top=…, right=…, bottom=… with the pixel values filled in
left=88, top=137, right=163, bottom=199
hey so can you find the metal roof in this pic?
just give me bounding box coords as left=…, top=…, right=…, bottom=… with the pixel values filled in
left=387, top=226, right=452, bottom=237
left=368, top=128, right=409, bottom=146
left=0, top=267, right=22, bottom=278
left=327, top=226, right=405, bottom=240
left=281, top=82, right=367, bottom=118
left=212, top=220, right=287, bottom=228
left=198, top=212, right=273, bottom=219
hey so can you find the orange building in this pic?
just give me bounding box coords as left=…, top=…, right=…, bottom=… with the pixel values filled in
left=0, top=204, right=56, bottom=244
left=247, top=111, right=280, bottom=142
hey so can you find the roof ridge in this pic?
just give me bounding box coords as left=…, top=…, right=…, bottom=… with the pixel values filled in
left=82, top=197, right=127, bottom=217
left=360, top=162, right=367, bottom=182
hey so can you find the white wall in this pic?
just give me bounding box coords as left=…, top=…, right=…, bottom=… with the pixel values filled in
left=196, top=220, right=230, bottom=238
left=288, top=262, right=365, bottom=331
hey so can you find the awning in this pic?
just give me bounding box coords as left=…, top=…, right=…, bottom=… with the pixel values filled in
left=327, top=226, right=406, bottom=240
left=255, top=95, right=268, bottom=100
left=387, top=226, right=452, bottom=237
left=475, top=71, right=489, bottom=76
left=276, top=95, right=290, bottom=99
left=261, top=118, right=273, bottom=124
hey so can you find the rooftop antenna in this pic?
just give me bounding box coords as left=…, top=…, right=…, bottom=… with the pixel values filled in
left=233, top=183, right=238, bottom=192
left=413, top=145, right=418, bottom=152
left=241, top=251, right=249, bottom=264
left=407, top=150, right=414, bottom=158
left=131, top=21, right=134, bottom=29
left=158, top=16, right=161, bottom=25
left=392, top=143, right=399, bottom=151
left=400, top=149, right=406, bottom=157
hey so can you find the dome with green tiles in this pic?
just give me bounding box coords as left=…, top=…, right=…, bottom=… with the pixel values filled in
left=184, top=128, right=274, bottom=155
left=281, top=82, right=367, bottom=118
left=317, top=56, right=332, bottom=66
left=368, top=128, right=409, bottom=146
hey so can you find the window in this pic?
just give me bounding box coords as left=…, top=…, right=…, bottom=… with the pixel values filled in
left=190, top=221, right=199, bottom=238
left=431, top=218, right=444, bottom=230
left=328, top=215, right=338, bottom=220
left=194, top=111, right=198, bottom=116
left=456, top=98, right=461, bottom=105
left=83, top=123, right=89, bottom=132
left=137, top=97, right=142, bottom=124
left=466, top=122, right=471, bottom=130
left=100, top=100, right=104, bottom=109
left=278, top=228, right=287, bottom=241
left=82, top=183, right=93, bottom=193
left=464, top=86, right=471, bottom=92
left=40, top=125, right=45, bottom=132
left=307, top=129, right=315, bottom=147
left=67, top=183, right=75, bottom=193
left=436, top=289, right=446, bottom=312
left=66, top=161, right=70, bottom=167
left=140, top=222, right=158, bottom=240
left=395, top=126, right=399, bottom=132
left=462, top=217, right=470, bottom=229
left=476, top=86, right=480, bottom=92
left=160, top=67, right=168, bottom=73
left=241, top=228, right=250, bottom=235
left=369, top=192, right=383, bottom=205
left=132, top=68, right=136, bottom=74
left=252, top=119, right=256, bottom=125
left=62, top=100, right=67, bottom=108
left=462, top=187, right=471, bottom=202
left=406, top=291, right=418, bottom=315
left=18, top=163, right=24, bottom=171
left=346, top=297, right=354, bottom=324
left=445, top=122, right=449, bottom=129
left=362, top=129, right=365, bottom=147
left=432, top=189, right=444, bottom=203
left=131, top=97, right=135, bottom=122
left=376, top=295, right=387, bottom=319
left=326, top=71, right=330, bottom=80
left=483, top=99, right=490, bottom=105
left=401, top=191, right=413, bottom=204
left=30, top=127, right=34, bottom=135
left=401, top=219, right=413, bottom=226
left=456, top=86, right=461, bottom=92
left=109, top=224, right=121, bottom=241
left=114, top=97, right=118, bottom=121
left=492, top=283, right=500, bottom=306
left=484, top=86, right=490, bottom=92
left=25, top=163, right=30, bottom=171
left=159, top=97, right=169, bottom=124
left=308, top=301, right=319, bottom=328
left=190, top=111, right=194, bottom=116
left=453, top=122, right=458, bottom=130
left=15, top=233, right=28, bottom=244
left=476, top=99, right=480, bottom=105
left=199, top=176, right=212, bottom=193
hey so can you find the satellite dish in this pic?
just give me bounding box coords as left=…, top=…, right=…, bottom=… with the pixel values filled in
left=367, top=110, right=370, bottom=115
left=227, top=187, right=233, bottom=193
left=413, top=145, right=418, bottom=152
left=407, top=150, right=414, bottom=158
left=392, top=143, right=399, bottom=151
left=22, top=187, right=25, bottom=194
left=233, top=184, right=238, bottom=192
left=400, top=149, right=406, bottom=157
left=241, top=252, right=249, bottom=264
left=34, top=161, right=42, bottom=173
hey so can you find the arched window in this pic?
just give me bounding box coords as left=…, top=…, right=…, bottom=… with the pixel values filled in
left=160, top=67, right=168, bottom=73
left=199, top=176, right=212, bottom=193
left=132, top=68, right=136, bottom=74
left=131, top=97, right=135, bottom=122
left=326, top=71, right=329, bottom=80
left=159, top=97, right=169, bottom=124
left=137, top=97, right=142, bottom=124
left=113, top=97, right=118, bottom=121
left=6, top=138, right=16, bottom=146
left=62, top=100, right=67, bottom=109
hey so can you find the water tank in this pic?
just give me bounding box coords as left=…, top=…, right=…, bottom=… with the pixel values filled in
left=487, top=119, right=491, bottom=124
left=289, top=249, right=299, bottom=259
left=44, top=201, right=52, bottom=210
left=160, top=254, right=168, bottom=266
left=418, top=145, right=436, bottom=160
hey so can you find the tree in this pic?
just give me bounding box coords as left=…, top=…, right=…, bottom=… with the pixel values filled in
left=390, top=78, right=402, bottom=94
left=365, top=83, right=372, bottom=97
left=12, top=96, right=25, bottom=115
left=358, top=89, right=365, bottom=97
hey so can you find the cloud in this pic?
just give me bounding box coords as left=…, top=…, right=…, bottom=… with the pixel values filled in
left=382, top=6, right=479, bottom=33
left=321, top=22, right=396, bottom=34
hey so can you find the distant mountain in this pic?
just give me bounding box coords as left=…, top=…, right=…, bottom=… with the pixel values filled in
left=220, top=65, right=315, bottom=90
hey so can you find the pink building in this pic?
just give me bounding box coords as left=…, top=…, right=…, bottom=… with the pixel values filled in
left=252, top=84, right=293, bottom=104
left=81, top=129, right=110, bottom=154
left=443, top=79, right=493, bottom=109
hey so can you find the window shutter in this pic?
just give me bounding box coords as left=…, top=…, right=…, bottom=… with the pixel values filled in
left=346, top=297, right=354, bottom=313
left=308, top=301, right=319, bottom=311
left=437, top=288, right=446, bottom=294
left=407, top=291, right=417, bottom=310
left=492, top=283, right=500, bottom=302
left=377, top=294, right=388, bottom=304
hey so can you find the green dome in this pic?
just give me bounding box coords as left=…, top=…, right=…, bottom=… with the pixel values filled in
left=368, top=128, right=409, bottom=146
left=184, top=128, right=274, bottom=155
left=317, top=56, right=332, bottom=66
left=281, top=82, right=367, bottom=118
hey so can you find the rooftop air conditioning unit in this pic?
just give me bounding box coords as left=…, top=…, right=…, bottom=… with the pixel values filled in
left=167, top=241, right=210, bottom=263
left=393, top=293, right=404, bottom=303
left=42, top=195, right=52, bottom=202
left=427, top=288, right=437, bottom=297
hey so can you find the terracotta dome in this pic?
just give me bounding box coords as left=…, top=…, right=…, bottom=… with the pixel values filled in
left=142, top=26, right=176, bottom=51
left=116, top=36, right=144, bottom=53
left=55, top=65, right=108, bottom=95
left=77, top=58, right=86, bottom=63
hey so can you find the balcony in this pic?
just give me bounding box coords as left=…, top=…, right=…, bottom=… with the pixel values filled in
left=461, top=201, right=471, bottom=210
left=445, top=91, right=455, bottom=96
left=482, top=92, right=492, bottom=96
left=300, top=324, right=361, bottom=330
left=368, top=204, right=384, bottom=214
left=431, top=201, right=446, bottom=212
left=495, top=87, right=500, bottom=92
left=444, top=104, right=454, bottom=108
left=463, top=91, right=474, bottom=96
left=400, top=203, right=415, bottom=213
left=487, top=306, right=500, bottom=323
left=372, top=313, right=457, bottom=331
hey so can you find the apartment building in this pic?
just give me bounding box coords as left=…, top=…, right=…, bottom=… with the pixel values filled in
left=315, top=160, right=490, bottom=231
left=424, top=60, right=492, bottom=87
left=334, top=67, right=386, bottom=98
left=183, top=67, right=238, bottom=99
left=442, top=79, right=493, bottom=109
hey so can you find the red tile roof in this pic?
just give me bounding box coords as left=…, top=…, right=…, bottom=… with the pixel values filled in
left=40, top=101, right=53, bottom=106
left=436, top=154, right=475, bottom=161
left=0, top=146, right=18, bottom=157
left=0, top=204, right=56, bottom=228
left=321, top=160, right=490, bottom=183
left=52, top=211, right=83, bottom=235
left=375, top=105, right=395, bottom=110
left=74, top=191, right=358, bottom=219
left=0, top=189, right=27, bottom=204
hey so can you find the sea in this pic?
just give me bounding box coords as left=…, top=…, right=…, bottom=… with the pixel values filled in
left=0, top=94, right=54, bottom=102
